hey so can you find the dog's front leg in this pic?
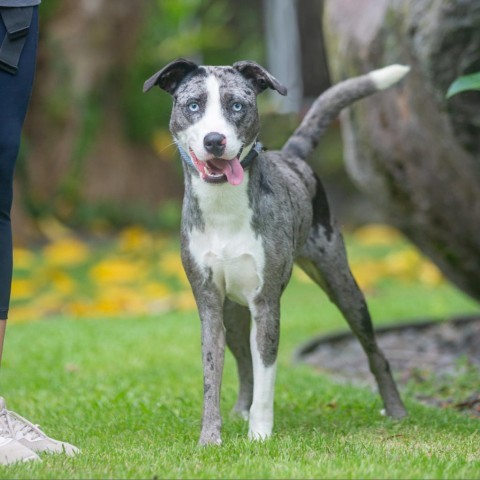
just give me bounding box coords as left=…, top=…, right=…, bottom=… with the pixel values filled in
left=196, top=287, right=226, bottom=446
left=248, top=298, right=280, bottom=440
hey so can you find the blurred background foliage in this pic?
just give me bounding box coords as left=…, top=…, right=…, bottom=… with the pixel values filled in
left=16, top=0, right=263, bottom=236
left=124, top=0, right=264, bottom=144
left=10, top=0, right=479, bottom=323
left=16, top=0, right=351, bottom=239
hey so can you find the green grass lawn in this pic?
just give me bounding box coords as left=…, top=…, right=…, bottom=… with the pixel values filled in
left=1, top=233, right=480, bottom=478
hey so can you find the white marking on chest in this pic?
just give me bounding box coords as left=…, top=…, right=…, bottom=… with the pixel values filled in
left=188, top=173, right=264, bottom=306
left=177, top=73, right=243, bottom=161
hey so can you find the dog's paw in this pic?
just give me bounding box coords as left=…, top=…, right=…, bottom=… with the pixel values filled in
left=231, top=405, right=249, bottom=421
left=248, top=417, right=273, bottom=441
left=238, top=410, right=249, bottom=421
left=199, top=429, right=222, bottom=446
left=248, top=407, right=273, bottom=440
left=248, top=427, right=272, bottom=441
left=198, top=436, right=222, bottom=446
left=384, top=404, right=408, bottom=419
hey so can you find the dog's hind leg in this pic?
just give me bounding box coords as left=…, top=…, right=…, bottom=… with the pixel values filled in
left=297, top=181, right=406, bottom=418
left=297, top=232, right=407, bottom=418
left=224, top=299, right=253, bottom=420
left=297, top=235, right=407, bottom=418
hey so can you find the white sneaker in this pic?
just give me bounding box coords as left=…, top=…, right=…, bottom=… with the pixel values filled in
left=0, top=405, right=39, bottom=465
left=0, top=437, right=40, bottom=465
left=0, top=397, right=79, bottom=456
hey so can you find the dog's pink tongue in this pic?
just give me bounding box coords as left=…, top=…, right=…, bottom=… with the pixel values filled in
left=225, top=157, right=244, bottom=185
left=210, top=157, right=244, bottom=185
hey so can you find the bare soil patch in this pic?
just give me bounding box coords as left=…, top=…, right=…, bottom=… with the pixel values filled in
left=296, top=315, right=480, bottom=418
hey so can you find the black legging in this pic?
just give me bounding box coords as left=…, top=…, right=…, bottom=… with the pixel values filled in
left=0, top=7, right=38, bottom=320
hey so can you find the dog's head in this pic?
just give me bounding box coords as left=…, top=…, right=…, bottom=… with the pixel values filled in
left=144, top=59, right=286, bottom=185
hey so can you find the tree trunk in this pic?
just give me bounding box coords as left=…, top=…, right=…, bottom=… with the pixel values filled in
left=324, top=0, right=480, bottom=302
left=297, top=0, right=330, bottom=98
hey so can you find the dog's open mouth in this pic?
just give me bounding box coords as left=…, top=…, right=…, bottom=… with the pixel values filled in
left=189, top=148, right=244, bottom=186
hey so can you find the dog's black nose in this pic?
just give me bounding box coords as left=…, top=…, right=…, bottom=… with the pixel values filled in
left=204, top=132, right=226, bottom=156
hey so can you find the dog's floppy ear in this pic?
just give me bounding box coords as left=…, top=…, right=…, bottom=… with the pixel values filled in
left=233, top=60, right=287, bottom=96
left=143, top=58, right=199, bottom=94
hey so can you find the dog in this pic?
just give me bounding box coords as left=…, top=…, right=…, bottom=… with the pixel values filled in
left=143, top=59, right=409, bottom=445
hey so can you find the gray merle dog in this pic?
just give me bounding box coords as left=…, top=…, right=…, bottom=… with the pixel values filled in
left=143, top=59, right=409, bottom=445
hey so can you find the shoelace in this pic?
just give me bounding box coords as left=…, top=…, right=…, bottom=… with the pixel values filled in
left=0, top=409, right=13, bottom=440
left=4, top=409, right=44, bottom=442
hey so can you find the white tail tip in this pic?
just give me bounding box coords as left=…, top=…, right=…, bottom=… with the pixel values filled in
left=369, top=64, right=410, bottom=90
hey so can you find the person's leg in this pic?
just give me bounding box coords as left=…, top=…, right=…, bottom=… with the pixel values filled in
left=0, top=8, right=80, bottom=463
left=0, top=4, right=39, bottom=330
left=0, top=7, right=42, bottom=465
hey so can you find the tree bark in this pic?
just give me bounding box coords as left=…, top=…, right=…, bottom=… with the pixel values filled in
left=324, top=0, right=480, bottom=302
left=297, top=0, right=330, bottom=98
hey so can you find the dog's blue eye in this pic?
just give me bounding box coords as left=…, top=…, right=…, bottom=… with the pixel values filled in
left=232, top=102, right=243, bottom=112
left=188, top=102, right=200, bottom=112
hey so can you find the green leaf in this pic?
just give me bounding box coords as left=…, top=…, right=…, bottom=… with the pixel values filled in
left=446, top=72, right=480, bottom=98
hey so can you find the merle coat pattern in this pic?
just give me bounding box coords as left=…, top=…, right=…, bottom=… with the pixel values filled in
left=144, top=59, right=409, bottom=445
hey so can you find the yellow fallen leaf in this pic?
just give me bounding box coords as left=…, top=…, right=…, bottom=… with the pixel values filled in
left=353, top=224, right=402, bottom=246
left=95, top=286, right=147, bottom=315
left=173, top=290, right=197, bottom=312
left=159, top=252, right=189, bottom=286
left=143, top=282, right=171, bottom=299
left=118, top=226, right=153, bottom=252
left=159, top=251, right=183, bottom=274
left=384, top=249, right=421, bottom=278
left=13, top=248, right=35, bottom=270
left=351, top=260, right=387, bottom=290
left=90, top=258, right=144, bottom=285
left=7, top=305, right=38, bottom=323
left=47, top=270, right=76, bottom=295
left=418, top=261, right=443, bottom=286
left=43, top=237, right=90, bottom=267
left=10, top=279, right=36, bottom=300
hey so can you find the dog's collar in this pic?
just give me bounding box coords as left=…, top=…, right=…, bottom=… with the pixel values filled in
left=177, top=142, right=263, bottom=171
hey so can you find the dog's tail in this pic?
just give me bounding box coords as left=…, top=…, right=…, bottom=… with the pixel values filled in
left=282, top=65, right=410, bottom=160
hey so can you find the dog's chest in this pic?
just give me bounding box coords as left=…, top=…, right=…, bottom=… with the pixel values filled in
left=187, top=175, right=264, bottom=306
